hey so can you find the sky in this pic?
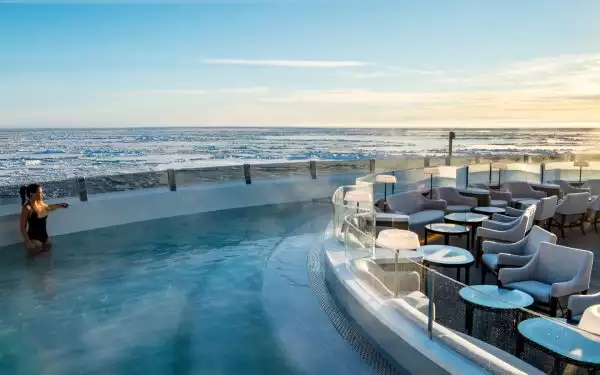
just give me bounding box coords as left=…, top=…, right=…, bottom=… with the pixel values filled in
left=0, top=1, right=599, bottom=128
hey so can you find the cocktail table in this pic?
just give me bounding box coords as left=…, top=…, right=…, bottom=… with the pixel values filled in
left=459, top=285, right=534, bottom=341
left=517, top=317, right=600, bottom=373
left=444, top=212, right=488, bottom=249
left=472, top=206, right=506, bottom=217
left=424, top=223, right=470, bottom=249
left=421, top=245, right=474, bottom=284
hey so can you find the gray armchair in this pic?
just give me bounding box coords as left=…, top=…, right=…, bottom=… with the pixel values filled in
left=386, top=191, right=447, bottom=233
left=492, top=195, right=558, bottom=230
left=481, top=225, right=557, bottom=283
left=471, top=183, right=512, bottom=208
left=501, top=181, right=546, bottom=206
left=554, top=192, right=590, bottom=238
left=550, top=179, right=590, bottom=198
left=567, top=292, right=600, bottom=322
left=475, top=205, right=536, bottom=266
left=582, top=179, right=600, bottom=196
left=433, top=187, right=477, bottom=213
left=498, top=242, right=594, bottom=317
left=589, top=195, right=600, bottom=234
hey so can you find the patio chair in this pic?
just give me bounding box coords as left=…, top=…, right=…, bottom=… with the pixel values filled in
left=480, top=225, right=557, bottom=283
left=500, top=181, right=546, bottom=206
left=386, top=191, right=447, bottom=233
left=588, top=195, right=600, bottom=234
left=433, top=187, right=477, bottom=213
left=471, top=182, right=512, bottom=208
left=550, top=179, right=590, bottom=198
left=554, top=192, right=590, bottom=238
left=583, top=179, right=600, bottom=196
left=498, top=242, right=594, bottom=317
left=567, top=292, right=600, bottom=322
left=491, top=195, right=558, bottom=230
left=474, top=205, right=537, bottom=266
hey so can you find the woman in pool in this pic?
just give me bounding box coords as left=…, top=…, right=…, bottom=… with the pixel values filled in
left=19, top=184, right=69, bottom=255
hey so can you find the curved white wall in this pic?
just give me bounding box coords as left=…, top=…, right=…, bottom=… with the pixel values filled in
left=0, top=174, right=359, bottom=248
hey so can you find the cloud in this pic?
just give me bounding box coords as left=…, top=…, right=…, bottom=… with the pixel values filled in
left=216, top=86, right=270, bottom=94
left=118, top=89, right=209, bottom=96
left=202, top=58, right=369, bottom=68
left=345, top=66, right=446, bottom=79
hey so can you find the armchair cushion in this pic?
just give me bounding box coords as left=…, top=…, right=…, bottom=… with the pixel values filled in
left=504, top=281, right=552, bottom=303
left=490, top=199, right=508, bottom=208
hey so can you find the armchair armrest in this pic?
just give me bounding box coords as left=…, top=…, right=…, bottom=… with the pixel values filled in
left=568, top=293, right=600, bottom=318
left=421, top=199, right=447, bottom=211
left=498, top=259, right=537, bottom=285
left=477, top=225, right=524, bottom=243
left=505, top=207, right=524, bottom=217
left=482, top=240, right=523, bottom=255
left=530, top=190, right=547, bottom=199
left=551, top=276, right=590, bottom=299
left=459, top=195, right=478, bottom=208
left=490, top=190, right=512, bottom=202
left=497, top=253, right=533, bottom=268
left=491, top=213, right=517, bottom=222
left=483, top=219, right=516, bottom=231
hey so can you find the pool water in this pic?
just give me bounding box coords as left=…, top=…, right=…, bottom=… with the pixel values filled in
left=0, top=202, right=333, bottom=375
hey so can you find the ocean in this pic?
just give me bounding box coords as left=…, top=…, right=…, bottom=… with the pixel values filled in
left=1, top=127, right=599, bottom=186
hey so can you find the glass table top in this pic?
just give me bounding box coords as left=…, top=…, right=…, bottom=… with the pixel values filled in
left=472, top=206, right=506, bottom=214
left=459, top=285, right=534, bottom=309
left=445, top=212, right=488, bottom=223
left=425, top=223, right=469, bottom=234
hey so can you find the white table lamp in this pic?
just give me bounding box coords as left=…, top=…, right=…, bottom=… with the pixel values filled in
left=375, top=174, right=397, bottom=201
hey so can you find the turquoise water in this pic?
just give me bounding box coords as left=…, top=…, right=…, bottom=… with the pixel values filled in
left=0, top=202, right=332, bottom=375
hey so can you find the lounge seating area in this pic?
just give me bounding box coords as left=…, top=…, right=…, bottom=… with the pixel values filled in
left=337, top=176, right=600, bottom=374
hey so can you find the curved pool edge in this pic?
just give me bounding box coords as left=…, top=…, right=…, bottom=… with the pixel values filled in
left=261, top=213, right=401, bottom=375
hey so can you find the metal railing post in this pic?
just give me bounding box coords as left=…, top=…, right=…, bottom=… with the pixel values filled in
left=465, top=166, right=469, bottom=188
left=488, top=163, right=493, bottom=184
left=427, top=271, right=434, bottom=339
left=167, top=169, right=176, bottom=191
left=244, top=164, right=251, bottom=184
left=540, top=163, right=545, bottom=184
left=309, top=161, right=317, bottom=179
left=369, top=159, right=376, bottom=173
left=391, top=171, right=395, bottom=194
left=77, top=177, right=88, bottom=202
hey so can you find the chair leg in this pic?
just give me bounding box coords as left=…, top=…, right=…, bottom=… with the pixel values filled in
left=560, top=215, right=566, bottom=238
left=547, top=217, right=553, bottom=231
left=581, top=213, right=586, bottom=236
left=481, top=266, right=486, bottom=284
left=550, top=298, right=558, bottom=317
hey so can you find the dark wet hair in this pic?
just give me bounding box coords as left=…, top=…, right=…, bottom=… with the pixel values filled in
left=19, top=184, right=41, bottom=206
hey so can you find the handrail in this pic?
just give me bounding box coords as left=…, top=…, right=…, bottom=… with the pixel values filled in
left=2, top=153, right=596, bottom=205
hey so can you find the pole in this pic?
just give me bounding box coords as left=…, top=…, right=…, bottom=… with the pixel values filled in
left=489, top=163, right=492, bottom=184
left=430, top=174, right=433, bottom=199
left=448, top=131, right=455, bottom=166
left=579, top=166, right=583, bottom=183
left=498, top=168, right=501, bottom=186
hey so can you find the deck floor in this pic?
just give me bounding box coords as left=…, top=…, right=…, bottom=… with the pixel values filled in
left=421, top=224, right=599, bottom=374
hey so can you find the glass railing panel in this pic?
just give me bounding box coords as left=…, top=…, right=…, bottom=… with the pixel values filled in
left=317, top=160, right=371, bottom=175
left=501, top=163, right=541, bottom=184
left=0, top=179, right=79, bottom=205
left=174, top=165, right=245, bottom=186
left=374, top=158, right=425, bottom=172
left=85, top=171, right=168, bottom=195
left=251, top=162, right=311, bottom=180
left=468, top=163, right=493, bottom=185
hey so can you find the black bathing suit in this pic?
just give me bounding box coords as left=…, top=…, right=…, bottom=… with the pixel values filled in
left=26, top=204, right=49, bottom=243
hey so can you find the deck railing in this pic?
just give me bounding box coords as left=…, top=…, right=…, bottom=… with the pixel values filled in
left=1, top=153, right=600, bottom=205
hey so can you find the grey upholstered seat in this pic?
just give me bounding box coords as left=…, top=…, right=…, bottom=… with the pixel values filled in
left=499, top=242, right=594, bottom=317
left=481, top=225, right=557, bottom=283
left=387, top=191, right=447, bottom=233
left=433, top=187, right=477, bottom=213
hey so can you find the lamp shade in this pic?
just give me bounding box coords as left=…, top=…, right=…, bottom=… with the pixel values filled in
left=574, top=161, right=589, bottom=167
left=424, top=167, right=440, bottom=175
left=344, top=190, right=373, bottom=203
